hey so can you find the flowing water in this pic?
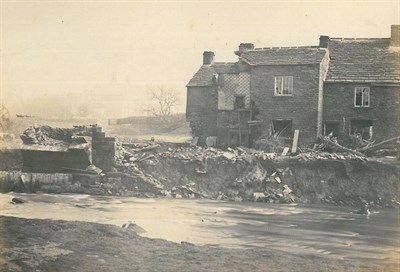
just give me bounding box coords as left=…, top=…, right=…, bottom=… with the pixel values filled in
left=0, top=193, right=398, bottom=262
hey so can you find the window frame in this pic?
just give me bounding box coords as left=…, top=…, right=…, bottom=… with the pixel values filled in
left=274, top=76, right=293, bottom=96
left=354, top=87, right=370, bottom=107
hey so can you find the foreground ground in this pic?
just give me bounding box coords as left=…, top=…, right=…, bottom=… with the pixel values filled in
left=0, top=216, right=397, bottom=272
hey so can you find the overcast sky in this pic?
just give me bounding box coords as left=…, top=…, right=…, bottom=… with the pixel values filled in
left=1, top=0, right=399, bottom=117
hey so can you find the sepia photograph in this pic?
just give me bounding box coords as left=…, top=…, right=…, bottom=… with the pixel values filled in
left=0, top=0, right=399, bottom=271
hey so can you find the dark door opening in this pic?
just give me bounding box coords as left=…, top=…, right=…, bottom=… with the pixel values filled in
left=324, top=121, right=339, bottom=137
left=249, top=123, right=262, bottom=147
left=272, top=119, right=292, bottom=138
left=234, top=96, right=245, bottom=110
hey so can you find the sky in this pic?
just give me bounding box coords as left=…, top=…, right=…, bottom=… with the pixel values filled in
left=1, top=0, right=399, bottom=118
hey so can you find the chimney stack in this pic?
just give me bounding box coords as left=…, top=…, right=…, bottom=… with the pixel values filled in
left=203, top=51, right=215, bottom=65
left=319, top=36, right=330, bottom=48
left=390, top=25, right=400, bottom=47
left=235, top=43, right=255, bottom=56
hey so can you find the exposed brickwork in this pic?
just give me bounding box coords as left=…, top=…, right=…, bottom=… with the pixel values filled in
left=218, top=73, right=251, bottom=110
left=323, top=83, right=400, bottom=142
left=90, top=127, right=115, bottom=172
left=251, top=64, right=321, bottom=144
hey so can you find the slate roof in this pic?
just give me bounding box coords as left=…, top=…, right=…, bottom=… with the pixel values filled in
left=186, top=63, right=237, bottom=87
left=326, top=38, right=400, bottom=83
left=240, top=47, right=327, bottom=65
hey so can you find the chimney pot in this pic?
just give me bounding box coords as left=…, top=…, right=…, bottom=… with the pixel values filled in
left=235, top=43, right=255, bottom=56
left=203, top=51, right=215, bottom=65
left=390, top=25, right=400, bottom=47
left=319, top=36, right=330, bottom=48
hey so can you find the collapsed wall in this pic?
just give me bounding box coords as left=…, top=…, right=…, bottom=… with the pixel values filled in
left=19, top=125, right=115, bottom=172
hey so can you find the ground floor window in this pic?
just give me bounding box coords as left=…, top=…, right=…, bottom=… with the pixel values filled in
left=350, top=120, right=373, bottom=140
left=272, top=119, right=292, bottom=138
left=324, top=121, right=339, bottom=137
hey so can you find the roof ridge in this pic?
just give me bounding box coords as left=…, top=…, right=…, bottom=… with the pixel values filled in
left=212, top=62, right=236, bottom=64
left=252, top=45, right=322, bottom=50
left=330, top=37, right=389, bottom=41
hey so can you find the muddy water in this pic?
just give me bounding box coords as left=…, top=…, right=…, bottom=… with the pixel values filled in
left=0, top=193, right=398, bottom=262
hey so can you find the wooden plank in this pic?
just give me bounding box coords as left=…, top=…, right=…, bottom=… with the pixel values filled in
left=291, top=129, right=300, bottom=153
left=281, top=147, right=290, bottom=156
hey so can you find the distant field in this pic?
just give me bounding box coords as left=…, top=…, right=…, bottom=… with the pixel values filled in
left=106, top=114, right=191, bottom=143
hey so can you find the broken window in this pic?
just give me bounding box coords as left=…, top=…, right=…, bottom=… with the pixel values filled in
left=274, top=76, right=293, bottom=96
left=354, top=87, right=370, bottom=107
left=272, top=119, right=292, bottom=138
left=350, top=120, right=373, bottom=140
left=324, top=121, right=339, bottom=137
left=234, top=96, right=245, bottom=110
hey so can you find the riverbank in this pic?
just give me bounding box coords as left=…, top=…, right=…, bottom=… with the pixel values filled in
left=0, top=215, right=397, bottom=272
left=1, top=141, right=399, bottom=207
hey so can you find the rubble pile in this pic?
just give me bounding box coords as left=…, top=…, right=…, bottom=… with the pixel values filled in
left=294, top=152, right=368, bottom=162
left=212, top=163, right=298, bottom=203
left=20, top=125, right=88, bottom=145
left=1, top=125, right=398, bottom=207
left=111, top=139, right=400, bottom=206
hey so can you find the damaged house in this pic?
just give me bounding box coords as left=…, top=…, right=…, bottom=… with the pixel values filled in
left=186, top=25, right=400, bottom=148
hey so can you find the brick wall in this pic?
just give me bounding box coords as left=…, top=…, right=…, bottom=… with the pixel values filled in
left=186, top=86, right=218, bottom=143
left=21, top=149, right=91, bottom=173
left=251, top=64, right=321, bottom=144
left=323, top=83, right=400, bottom=142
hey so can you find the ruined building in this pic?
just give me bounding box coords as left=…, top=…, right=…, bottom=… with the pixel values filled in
left=186, top=25, right=400, bottom=147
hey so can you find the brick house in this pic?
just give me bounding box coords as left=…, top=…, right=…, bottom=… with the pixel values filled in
left=321, top=26, right=400, bottom=143
left=186, top=25, right=400, bottom=147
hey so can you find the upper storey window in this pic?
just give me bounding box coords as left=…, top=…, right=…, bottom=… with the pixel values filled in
left=274, top=76, right=293, bottom=96
left=354, top=87, right=370, bottom=107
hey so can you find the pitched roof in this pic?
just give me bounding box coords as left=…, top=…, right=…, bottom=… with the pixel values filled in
left=240, top=46, right=327, bottom=65
left=326, top=38, right=400, bottom=83
left=186, top=62, right=237, bottom=87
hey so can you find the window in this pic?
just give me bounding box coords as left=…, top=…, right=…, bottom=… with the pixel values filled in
left=272, top=119, right=292, bottom=138
left=324, top=121, right=339, bottom=137
left=274, top=76, right=293, bottom=96
left=354, top=87, right=370, bottom=107
left=350, top=120, right=373, bottom=140
left=234, top=96, right=245, bottom=110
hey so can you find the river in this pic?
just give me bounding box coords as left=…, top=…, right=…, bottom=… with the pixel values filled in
left=0, top=193, right=398, bottom=262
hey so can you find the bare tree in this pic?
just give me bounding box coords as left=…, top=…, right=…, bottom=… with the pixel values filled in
left=145, top=86, right=181, bottom=131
